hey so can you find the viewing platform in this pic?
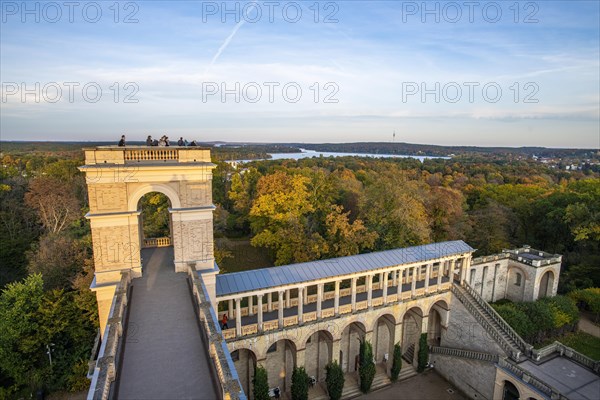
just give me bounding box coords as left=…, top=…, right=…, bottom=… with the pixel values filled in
left=81, top=146, right=212, bottom=165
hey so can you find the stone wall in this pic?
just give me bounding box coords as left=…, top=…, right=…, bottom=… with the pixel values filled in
left=430, top=354, right=497, bottom=400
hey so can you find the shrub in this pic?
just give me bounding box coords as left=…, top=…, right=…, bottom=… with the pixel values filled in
left=417, top=334, right=428, bottom=373
left=569, top=288, right=600, bottom=321
left=325, top=361, right=344, bottom=400
left=291, top=366, right=309, bottom=400
left=253, top=365, right=269, bottom=400
left=390, top=343, right=402, bottom=382
left=358, top=339, right=375, bottom=393
left=493, top=303, right=535, bottom=341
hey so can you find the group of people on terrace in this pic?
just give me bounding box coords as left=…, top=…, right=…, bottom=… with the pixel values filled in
left=117, top=135, right=198, bottom=147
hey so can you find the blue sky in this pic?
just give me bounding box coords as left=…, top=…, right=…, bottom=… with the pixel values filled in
left=1, top=0, right=599, bottom=147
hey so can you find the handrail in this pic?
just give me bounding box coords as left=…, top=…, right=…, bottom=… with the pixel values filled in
left=429, top=346, right=499, bottom=363
left=87, top=271, right=132, bottom=400
left=533, top=341, right=600, bottom=374
left=187, top=266, right=247, bottom=400
left=497, top=358, right=568, bottom=400
left=87, top=328, right=102, bottom=378
left=451, top=284, right=523, bottom=361
left=143, top=237, right=171, bottom=248
left=461, top=282, right=531, bottom=354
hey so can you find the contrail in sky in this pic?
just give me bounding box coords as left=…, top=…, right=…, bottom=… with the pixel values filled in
left=204, top=2, right=258, bottom=76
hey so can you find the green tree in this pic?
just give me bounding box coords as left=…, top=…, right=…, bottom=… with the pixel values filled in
left=138, top=192, right=171, bottom=239
left=324, top=205, right=377, bottom=257
left=358, top=338, right=375, bottom=393
left=291, top=366, right=309, bottom=400
left=417, top=334, right=428, bottom=373
left=390, top=343, right=402, bottom=382
left=325, top=361, right=344, bottom=400
left=253, top=365, right=269, bottom=400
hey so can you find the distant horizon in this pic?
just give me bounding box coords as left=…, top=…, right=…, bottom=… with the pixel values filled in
left=1, top=139, right=597, bottom=151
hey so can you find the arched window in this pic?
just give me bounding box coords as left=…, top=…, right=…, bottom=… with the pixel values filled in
left=515, top=272, right=522, bottom=286
left=503, top=381, right=520, bottom=400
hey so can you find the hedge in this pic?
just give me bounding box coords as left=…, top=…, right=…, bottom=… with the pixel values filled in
left=568, top=288, right=600, bottom=321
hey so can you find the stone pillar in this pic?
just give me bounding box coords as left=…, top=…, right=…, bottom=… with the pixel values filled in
left=397, top=269, right=403, bottom=299
left=367, top=274, right=373, bottom=308
left=383, top=272, right=389, bottom=304
left=425, top=264, right=431, bottom=294
left=298, top=287, right=304, bottom=324
left=267, top=292, right=272, bottom=312
left=351, top=277, right=357, bottom=311
left=278, top=290, right=285, bottom=329
left=332, top=340, right=342, bottom=364
left=296, top=348, right=306, bottom=368
left=257, top=295, right=263, bottom=332
left=378, top=272, right=384, bottom=290
left=248, top=295, right=254, bottom=316
left=437, top=262, right=443, bottom=289
left=304, top=287, right=308, bottom=304
left=286, top=289, right=291, bottom=308
left=421, top=315, right=429, bottom=334
left=411, top=266, right=417, bottom=297
left=235, top=298, right=242, bottom=336
left=365, top=330, right=373, bottom=343
left=228, top=299, right=233, bottom=318
left=394, top=322, right=403, bottom=346
left=317, top=283, right=323, bottom=318
left=392, top=269, right=397, bottom=286
left=461, top=256, right=471, bottom=283
left=334, top=280, right=340, bottom=315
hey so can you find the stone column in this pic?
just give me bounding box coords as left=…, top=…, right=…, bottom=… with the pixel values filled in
left=317, top=283, right=323, bottom=318
left=411, top=266, right=417, bottom=297
left=286, top=289, right=291, bottom=308
left=304, top=287, right=308, bottom=304
left=367, top=274, right=373, bottom=308
left=383, top=271, right=389, bottom=304
left=437, top=262, right=443, bottom=289
left=421, top=315, right=429, bottom=334
left=378, top=272, right=384, bottom=290
left=461, top=256, right=471, bottom=283
left=257, top=295, right=263, bottom=332
left=394, top=322, right=403, bottom=346
left=334, top=280, right=340, bottom=315
left=267, top=292, right=272, bottom=312
left=235, top=298, right=242, bottom=336
left=296, top=348, right=306, bottom=368
left=397, top=269, right=403, bottom=299
left=278, top=290, right=285, bottom=329
left=425, top=264, right=431, bottom=294
left=248, top=295, right=254, bottom=316
left=228, top=299, right=233, bottom=318
left=332, top=340, right=342, bottom=364
left=392, top=269, right=397, bottom=286
left=298, top=286, right=304, bottom=324
left=351, top=277, right=357, bottom=311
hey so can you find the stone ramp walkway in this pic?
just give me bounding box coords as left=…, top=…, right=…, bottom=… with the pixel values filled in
left=116, top=247, right=218, bottom=400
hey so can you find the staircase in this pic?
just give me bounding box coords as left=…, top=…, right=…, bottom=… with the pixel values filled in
left=402, top=343, right=415, bottom=364
left=338, top=364, right=415, bottom=399
left=451, top=283, right=532, bottom=361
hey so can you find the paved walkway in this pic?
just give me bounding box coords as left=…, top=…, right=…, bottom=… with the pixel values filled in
left=578, top=312, right=600, bottom=338
left=357, top=370, right=467, bottom=400
left=230, top=277, right=450, bottom=327
left=116, top=247, right=218, bottom=400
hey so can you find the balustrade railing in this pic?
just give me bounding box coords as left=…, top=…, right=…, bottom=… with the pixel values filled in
left=143, top=237, right=171, bottom=248
left=87, top=271, right=132, bottom=400
left=532, top=341, right=600, bottom=373
left=497, top=358, right=567, bottom=400
left=125, top=148, right=179, bottom=162
left=429, top=345, right=499, bottom=363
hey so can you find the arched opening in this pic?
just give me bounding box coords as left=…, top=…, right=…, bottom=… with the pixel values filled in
left=539, top=270, right=555, bottom=299
left=305, top=330, right=333, bottom=383
left=340, top=321, right=366, bottom=373
left=265, top=339, right=296, bottom=394
left=506, top=267, right=526, bottom=302
left=373, top=314, right=395, bottom=373
left=427, top=300, right=448, bottom=346
left=402, top=307, right=423, bottom=365
left=502, top=380, right=520, bottom=400
left=138, top=192, right=172, bottom=248
left=231, top=348, right=257, bottom=400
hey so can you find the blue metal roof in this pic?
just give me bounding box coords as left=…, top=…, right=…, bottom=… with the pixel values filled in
left=215, top=240, right=474, bottom=297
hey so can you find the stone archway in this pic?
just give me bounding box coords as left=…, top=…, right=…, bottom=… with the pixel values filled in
left=265, top=339, right=297, bottom=393
left=305, top=330, right=333, bottom=382
left=340, top=321, right=367, bottom=373
left=231, top=348, right=257, bottom=400
left=402, top=307, right=423, bottom=365
left=427, top=300, right=449, bottom=346
left=373, top=314, right=395, bottom=371
left=79, top=146, right=217, bottom=337
left=502, top=380, right=520, bottom=400
left=539, top=270, right=555, bottom=299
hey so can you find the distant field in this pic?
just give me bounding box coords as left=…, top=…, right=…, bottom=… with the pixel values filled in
left=215, top=237, right=274, bottom=273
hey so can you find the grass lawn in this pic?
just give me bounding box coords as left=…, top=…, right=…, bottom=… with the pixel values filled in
left=535, top=331, right=600, bottom=360
left=215, top=237, right=274, bottom=273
